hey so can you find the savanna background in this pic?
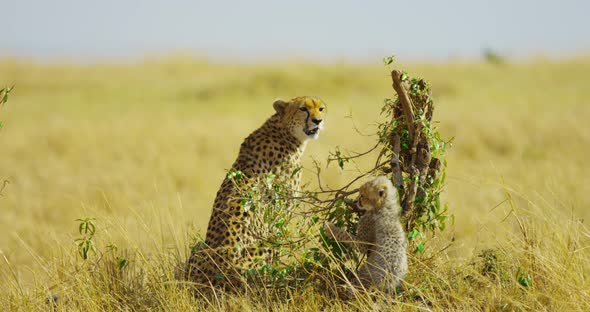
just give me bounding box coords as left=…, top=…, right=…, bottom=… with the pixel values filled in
left=1, top=1, right=589, bottom=311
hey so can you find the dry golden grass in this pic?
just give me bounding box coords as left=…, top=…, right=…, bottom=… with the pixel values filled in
left=0, top=56, right=589, bottom=310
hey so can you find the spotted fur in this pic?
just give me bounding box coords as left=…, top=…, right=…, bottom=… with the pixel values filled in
left=186, top=96, right=326, bottom=290
left=324, top=176, right=408, bottom=294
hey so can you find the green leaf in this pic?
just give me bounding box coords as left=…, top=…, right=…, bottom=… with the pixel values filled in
left=290, top=166, right=302, bottom=178
left=88, top=222, right=96, bottom=235
left=382, top=54, right=396, bottom=65
left=117, top=258, right=128, bottom=270
left=517, top=268, right=532, bottom=288
left=408, top=229, right=419, bottom=241
left=275, top=218, right=285, bottom=229
left=518, top=274, right=532, bottom=288
left=226, top=169, right=243, bottom=180
left=415, top=242, right=424, bottom=253
left=240, top=198, right=251, bottom=211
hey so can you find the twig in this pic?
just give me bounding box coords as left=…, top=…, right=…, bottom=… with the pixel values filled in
left=0, top=180, right=9, bottom=196
left=326, top=143, right=379, bottom=163
left=311, top=158, right=327, bottom=192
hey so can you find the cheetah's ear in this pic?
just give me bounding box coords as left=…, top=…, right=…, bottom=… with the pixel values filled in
left=273, top=99, right=288, bottom=115
left=378, top=186, right=386, bottom=198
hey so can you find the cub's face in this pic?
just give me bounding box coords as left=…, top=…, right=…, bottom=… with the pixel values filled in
left=273, top=96, right=326, bottom=142
left=356, top=176, right=401, bottom=216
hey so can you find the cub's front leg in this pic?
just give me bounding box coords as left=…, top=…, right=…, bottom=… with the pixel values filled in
left=322, top=213, right=375, bottom=256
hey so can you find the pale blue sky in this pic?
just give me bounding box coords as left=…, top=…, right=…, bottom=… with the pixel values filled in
left=2, top=0, right=589, bottom=62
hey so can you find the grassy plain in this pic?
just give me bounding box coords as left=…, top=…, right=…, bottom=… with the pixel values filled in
left=0, top=56, right=589, bottom=310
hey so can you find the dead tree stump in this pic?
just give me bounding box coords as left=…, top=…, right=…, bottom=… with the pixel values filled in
left=386, top=70, right=444, bottom=232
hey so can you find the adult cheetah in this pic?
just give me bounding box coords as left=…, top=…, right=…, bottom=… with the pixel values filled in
left=186, top=96, right=326, bottom=290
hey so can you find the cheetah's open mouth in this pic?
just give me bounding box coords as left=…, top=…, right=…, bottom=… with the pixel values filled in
left=304, top=127, right=320, bottom=136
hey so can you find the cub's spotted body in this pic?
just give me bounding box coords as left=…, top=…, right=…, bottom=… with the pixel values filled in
left=186, top=96, right=325, bottom=290
left=325, top=176, right=408, bottom=294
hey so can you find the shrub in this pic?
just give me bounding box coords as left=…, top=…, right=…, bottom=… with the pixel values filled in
left=203, top=60, right=453, bottom=295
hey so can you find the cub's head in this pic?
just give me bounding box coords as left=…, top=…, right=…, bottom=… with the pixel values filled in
left=356, top=176, right=401, bottom=216
left=273, top=96, right=326, bottom=142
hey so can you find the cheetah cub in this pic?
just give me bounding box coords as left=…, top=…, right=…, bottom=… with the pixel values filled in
left=324, top=176, right=408, bottom=293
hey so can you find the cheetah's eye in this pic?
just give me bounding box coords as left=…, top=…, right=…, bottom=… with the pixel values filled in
left=299, top=107, right=307, bottom=112
left=319, top=107, right=325, bottom=112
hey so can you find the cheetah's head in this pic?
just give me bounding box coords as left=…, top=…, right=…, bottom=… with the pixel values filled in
left=356, top=176, right=401, bottom=216
left=273, top=96, right=326, bottom=142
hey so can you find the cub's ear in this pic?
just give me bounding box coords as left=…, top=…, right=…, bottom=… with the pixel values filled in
left=273, top=99, right=288, bottom=115
left=378, top=186, right=386, bottom=198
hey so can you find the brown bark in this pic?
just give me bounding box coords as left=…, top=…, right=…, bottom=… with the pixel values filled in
left=389, top=70, right=441, bottom=231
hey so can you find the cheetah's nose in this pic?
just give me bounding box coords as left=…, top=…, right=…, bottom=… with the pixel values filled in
left=312, top=118, right=322, bottom=125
